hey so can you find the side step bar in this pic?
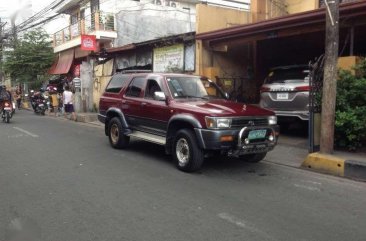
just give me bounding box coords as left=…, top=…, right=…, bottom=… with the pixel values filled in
left=128, top=131, right=166, bottom=145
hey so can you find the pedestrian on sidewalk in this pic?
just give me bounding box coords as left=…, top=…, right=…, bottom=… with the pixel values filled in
left=62, top=86, right=76, bottom=121
left=50, top=90, right=59, bottom=117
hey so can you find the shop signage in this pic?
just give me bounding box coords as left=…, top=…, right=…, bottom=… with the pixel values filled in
left=153, top=44, right=184, bottom=72
left=81, top=35, right=97, bottom=51
left=73, top=77, right=81, bottom=88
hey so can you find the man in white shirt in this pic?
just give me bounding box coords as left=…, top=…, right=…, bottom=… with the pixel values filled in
left=62, top=86, right=76, bottom=121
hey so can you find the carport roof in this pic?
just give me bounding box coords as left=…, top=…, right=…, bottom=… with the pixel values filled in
left=196, top=1, right=366, bottom=43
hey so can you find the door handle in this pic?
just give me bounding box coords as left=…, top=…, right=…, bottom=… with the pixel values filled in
left=141, top=102, right=147, bottom=106
left=122, top=100, right=127, bottom=104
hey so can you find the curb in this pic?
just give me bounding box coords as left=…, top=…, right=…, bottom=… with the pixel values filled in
left=302, top=152, right=366, bottom=181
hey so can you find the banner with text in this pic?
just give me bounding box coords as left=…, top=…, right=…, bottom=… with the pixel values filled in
left=153, top=44, right=184, bottom=72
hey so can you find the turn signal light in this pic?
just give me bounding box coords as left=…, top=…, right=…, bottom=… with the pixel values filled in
left=294, top=86, right=310, bottom=91
left=220, top=135, right=234, bottom=142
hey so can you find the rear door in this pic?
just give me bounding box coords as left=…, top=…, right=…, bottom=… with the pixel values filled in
left=123, top=76, right=147, bottom=130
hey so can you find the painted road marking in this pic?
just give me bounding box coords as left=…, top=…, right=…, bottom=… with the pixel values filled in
left=13, top=127, right=39, bottom=138
left=293, top=183, right=321, bottom=192
left=218, top=212, right=276, bottom=241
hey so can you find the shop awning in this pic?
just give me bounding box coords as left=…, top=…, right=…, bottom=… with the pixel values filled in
left=48, top=49, right=74, bottom=75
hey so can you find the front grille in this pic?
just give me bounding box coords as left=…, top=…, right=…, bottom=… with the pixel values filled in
left=231, top=118, right=268, bottom=128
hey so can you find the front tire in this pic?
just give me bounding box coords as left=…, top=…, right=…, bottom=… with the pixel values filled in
left=173, top=129, right=204, bottom=172
left=108, top=117, right=130, bottom=149
left=241, top=152, right=267, bottom=163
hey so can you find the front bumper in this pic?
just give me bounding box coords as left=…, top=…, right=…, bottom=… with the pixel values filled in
left=195, top=125, right=279, bottom=155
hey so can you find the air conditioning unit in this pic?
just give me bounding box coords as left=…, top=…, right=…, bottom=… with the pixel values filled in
left=169, top=1, right=179, bottom=7
left=154, top=0, right=163, bottom=5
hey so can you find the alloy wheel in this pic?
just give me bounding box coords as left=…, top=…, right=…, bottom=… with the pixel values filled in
left=176, top=138, right=190, bottom=167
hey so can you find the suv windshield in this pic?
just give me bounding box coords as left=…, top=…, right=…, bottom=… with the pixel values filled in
left=167, top=76, right=226, bottom=100
left=265, top=67, right=309, bottom=84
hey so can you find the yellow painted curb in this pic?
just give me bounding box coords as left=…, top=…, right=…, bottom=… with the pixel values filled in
left=302, top=152, right=345, bottom=177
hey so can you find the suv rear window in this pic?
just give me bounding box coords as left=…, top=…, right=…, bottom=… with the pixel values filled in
left=266, top=67, right=309, bottom=84
left=105, top=75, right=129, bottom=93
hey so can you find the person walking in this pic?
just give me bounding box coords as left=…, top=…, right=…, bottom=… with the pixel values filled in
left=15, top=85, right=22, bottom=109
left=62, top=86, right=76, bottom=121
left=50, top=91, right=59, bottom=117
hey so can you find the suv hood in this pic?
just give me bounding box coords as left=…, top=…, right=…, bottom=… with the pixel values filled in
left=172, top=99, right=274, bottom=117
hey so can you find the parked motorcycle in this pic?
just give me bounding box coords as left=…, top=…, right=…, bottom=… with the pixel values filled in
left=2, top=100, right=13, bottom=123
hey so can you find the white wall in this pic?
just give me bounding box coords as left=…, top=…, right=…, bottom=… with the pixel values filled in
left=113, top=1, right=196, bottom=47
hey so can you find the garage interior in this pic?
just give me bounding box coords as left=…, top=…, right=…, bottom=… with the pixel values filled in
left=204, top=10, right=366, bottom=105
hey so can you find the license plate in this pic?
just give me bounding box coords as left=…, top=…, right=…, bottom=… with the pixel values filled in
left=38, top=104, right=44, bottom=107
left=248, top=130, right=267, bottom=140
left=277, top=93, right=289, bottom=100
left=4, top=107, right=11, bottom=110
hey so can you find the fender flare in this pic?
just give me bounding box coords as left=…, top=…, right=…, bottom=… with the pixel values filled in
left=105, top=108, right=129, bottom=135
left=168, top=114, right=202, bottom=129
left=166, top=114, right=205, bottom=153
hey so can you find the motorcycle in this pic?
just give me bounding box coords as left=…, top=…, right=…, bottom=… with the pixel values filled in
left=2, top=100, right=13, bottom=123
left=34, top=97, right=47, bottom=115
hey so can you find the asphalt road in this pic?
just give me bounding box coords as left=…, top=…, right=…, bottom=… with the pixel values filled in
left=1, top=110, right=366, bottom=241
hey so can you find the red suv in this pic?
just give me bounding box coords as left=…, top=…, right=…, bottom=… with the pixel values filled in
left=99, top=72, right=279, bottom=172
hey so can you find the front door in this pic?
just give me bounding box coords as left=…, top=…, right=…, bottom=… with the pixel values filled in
left=139, top=78, right=171, bottom=136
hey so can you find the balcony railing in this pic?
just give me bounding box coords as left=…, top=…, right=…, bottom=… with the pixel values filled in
left=53, top=11, right=115, bottom=47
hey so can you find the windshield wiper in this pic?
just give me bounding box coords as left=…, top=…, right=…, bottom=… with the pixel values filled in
left=176, top=95, right=209, bottom=100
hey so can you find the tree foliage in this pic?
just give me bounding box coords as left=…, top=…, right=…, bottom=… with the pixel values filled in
left=335, top=60, right=366, bottom=151
left=3, top=28, right=55, bottom=83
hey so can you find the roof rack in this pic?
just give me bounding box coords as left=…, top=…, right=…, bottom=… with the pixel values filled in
left=120, top=70, right=152, bottom=74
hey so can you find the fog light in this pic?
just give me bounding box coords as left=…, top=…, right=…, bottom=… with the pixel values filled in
left=244, top=138, right=250, bottom=145
left=268, top=135, right=274, bottom=142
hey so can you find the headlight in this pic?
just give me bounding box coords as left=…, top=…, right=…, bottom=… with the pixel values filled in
left=205, top=117, right=232, bottom=129
left=268, top=116, right=277, bottom=125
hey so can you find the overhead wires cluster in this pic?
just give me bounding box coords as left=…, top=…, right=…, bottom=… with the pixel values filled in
left=5, top=0, right=65, bottom=35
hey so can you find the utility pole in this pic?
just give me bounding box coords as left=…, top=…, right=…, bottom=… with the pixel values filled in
left=0, top=18, right=5, bottom=83
left=320, top=0, right=339, bottom=154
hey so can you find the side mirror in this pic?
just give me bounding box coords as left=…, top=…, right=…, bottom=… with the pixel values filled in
left=154, top=91, right=166, bottom=101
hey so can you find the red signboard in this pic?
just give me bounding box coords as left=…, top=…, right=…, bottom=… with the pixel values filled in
left=81, top=35, right=97, bottom=51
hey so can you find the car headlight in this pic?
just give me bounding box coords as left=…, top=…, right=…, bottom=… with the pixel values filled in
left=205, top=117, right=232, bottom=129
left=268, top=116, right=277, bottom=125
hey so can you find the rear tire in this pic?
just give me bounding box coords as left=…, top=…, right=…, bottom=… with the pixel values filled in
left=173, top=129, right=204, bottom=172
left=241, top=152, right=267, bottom=163
left=5, top=112, right=10, bottom=123
left=108, top=117, right=130, bottom=149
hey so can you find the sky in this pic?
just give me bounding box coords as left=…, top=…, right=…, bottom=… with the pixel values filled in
left=0, top=0, right=67, bottom=35
left=0, top=0, right=252, bottom=36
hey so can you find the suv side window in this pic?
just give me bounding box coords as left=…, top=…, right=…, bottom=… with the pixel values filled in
left=125, top=77, right=146, bottom=97
left=105, top=75, right=129, bottom=93
left=144, top=79, right=162, bottom=99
